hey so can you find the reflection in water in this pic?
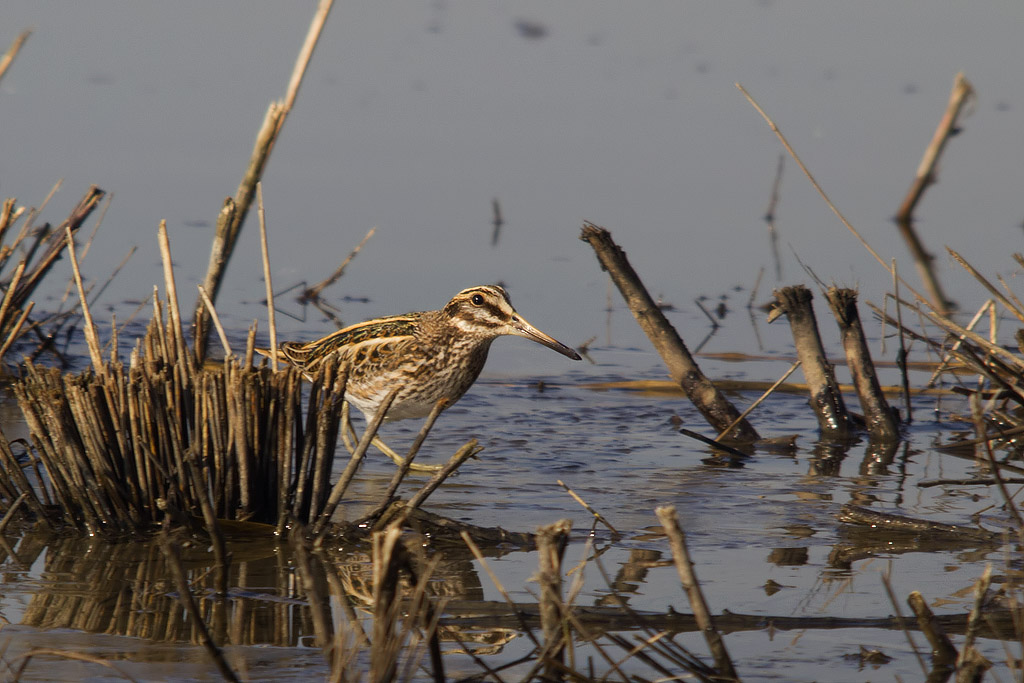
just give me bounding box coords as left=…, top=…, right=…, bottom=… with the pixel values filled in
left=767, top=547, right=808, bottom=567
left=11, top=532, right=488, bottom=650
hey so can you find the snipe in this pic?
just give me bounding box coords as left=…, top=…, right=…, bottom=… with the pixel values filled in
left=260, top=285, right=580, bottom=469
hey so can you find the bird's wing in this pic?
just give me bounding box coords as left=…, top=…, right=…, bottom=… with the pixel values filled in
left=274, top=314, right=421, bottom=374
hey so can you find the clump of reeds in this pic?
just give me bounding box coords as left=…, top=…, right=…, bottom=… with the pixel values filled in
left=1, top=290, right=349, bottom=538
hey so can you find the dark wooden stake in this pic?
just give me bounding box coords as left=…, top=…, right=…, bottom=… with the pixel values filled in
left=824, top=287, right=901, bottom=442
left=772, top=285, right=855, bottom=438
left=580, top=222, right=758, bottom=442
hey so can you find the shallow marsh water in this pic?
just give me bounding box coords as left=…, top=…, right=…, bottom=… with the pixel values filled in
left=0, top=314, right=1016, bottom=681
left=2, top=2, right=1024, bottom=681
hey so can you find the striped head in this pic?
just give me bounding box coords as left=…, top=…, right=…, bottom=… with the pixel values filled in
left=441, top=285, right=581, bottom=360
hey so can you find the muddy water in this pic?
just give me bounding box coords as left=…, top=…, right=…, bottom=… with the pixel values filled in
left=0, top=306, right=1017, bottom=681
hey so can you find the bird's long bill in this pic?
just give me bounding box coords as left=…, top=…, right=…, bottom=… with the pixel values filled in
left=511, top=316, right=582, bottom=360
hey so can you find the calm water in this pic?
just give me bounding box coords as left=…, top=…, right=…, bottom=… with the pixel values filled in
left=1, top=2, right=1023, bottom=680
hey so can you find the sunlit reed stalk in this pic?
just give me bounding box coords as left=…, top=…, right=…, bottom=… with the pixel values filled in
left=257, top=183, right=277, bottom=371
left=0, top=29, right=31, bottom=84
left=66, top=227, right=103, bottom=371
left=193, top=0, right=334, bottom=362
left=197, top=285, right=232, bottom=357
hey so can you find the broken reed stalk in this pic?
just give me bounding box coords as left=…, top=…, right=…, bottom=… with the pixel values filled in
left=0, top=187, right=105, bottom=364
left=557, top=479, right=621, bottom=539
left=736, top=83, right=947, bottom=320
left=655, top=505, right=738, bottom=681
left=824, top=287, right=901, bottom=442
left=763, top=154, right=785, bottom=281
left=490, top=198, right=504, bottom=246
left=771, top=285, right=855, bottom=438
left=580, top=222, right=759, bottom=442
left=906, top=591, right=959, bottom=669
left=403, top=439, right=483, bottom=512
left=196, top=285, right=232, bottom=357
left=958, top=565, right=994, bottom=671
left=365, top=398, right=450, bottom=521
left=303, top=226, right=376, bottom=302
left=11, top=186, right=105, bottom=312
left=536, top=519, right=572, bottom=681
left=948, top=246, right=1024, bottom=325
left=194, top=198, right=238, bottom=363
left=193, top=0, right=333, bottom=362
left=894, top=73, right=974, bottom=312
left=0, top=29, right=31, bottom=84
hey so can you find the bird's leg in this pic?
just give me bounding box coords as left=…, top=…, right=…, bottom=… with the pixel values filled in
left=371, top=435, right=442, bottom=473
left=341, top=400, right=441, bottom=472
left=341, top=401, right=359, bottom=455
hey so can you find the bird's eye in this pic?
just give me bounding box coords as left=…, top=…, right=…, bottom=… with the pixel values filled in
left=471, top=294, right=484, bottom=306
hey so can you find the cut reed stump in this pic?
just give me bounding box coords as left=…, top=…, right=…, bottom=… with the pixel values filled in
left=770, top=285, right=855, bottom=438
left=824, top=287, right=901, bottom=442
left=656, top=505, right=739, bottom=681
left=580, top=222, right=759, bottom=443
left=536, top=519, right=571, bottom=681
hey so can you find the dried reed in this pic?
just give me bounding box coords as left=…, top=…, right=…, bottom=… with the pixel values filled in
left=0, top=186, right=105, bottom=365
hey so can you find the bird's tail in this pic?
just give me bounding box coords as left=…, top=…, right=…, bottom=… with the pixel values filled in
left=254, top=342, right=309, bottom=366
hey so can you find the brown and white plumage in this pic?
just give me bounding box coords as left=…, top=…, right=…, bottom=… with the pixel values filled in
left=261, top=285, right=580, bottom=425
